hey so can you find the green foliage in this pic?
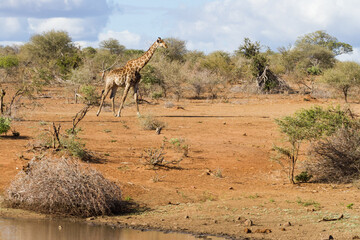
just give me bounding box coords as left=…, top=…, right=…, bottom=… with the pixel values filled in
left=274, top=106, right=352, bottom=183
left=295, top=171, right=313, bottom=183
left=99, top=38, right=125, bottom=55
left=307, top=66, right=322, bottom=75
left=321, top=61, right=360, bottom=102
left=0, top=117, right=11, bottom=135
left=275, top=105, right=351, bottom=143
left=347, top=203, right=354, bottom=209
left=160, top=38, right=187, bottom=62
left=79, top=85, right=99, bottom=105
left=20, top=30, right=79, bottom=81
left=0, top=55, right=19, bottom=69
left=57, top=53, right=82, bottom=76
left=61, top=135, right=86, bottom=159
left=236, top=38, right=261, bottom=58
left=295, top=30, right=353, bottom=56
left=200, top=51, right=234, bottom=77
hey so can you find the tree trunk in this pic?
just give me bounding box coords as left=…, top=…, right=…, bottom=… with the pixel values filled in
left=256, top=66, right=292, bottom=94
left=0, top=89, right=5, bottom=114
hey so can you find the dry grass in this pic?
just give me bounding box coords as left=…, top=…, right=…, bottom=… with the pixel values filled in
left=308, top=126, right=360, bottom=183
left=4, top=157, right=122, bottom=217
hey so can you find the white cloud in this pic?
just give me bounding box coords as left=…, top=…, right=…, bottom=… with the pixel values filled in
left=336, top=48, right=360, bottom=63
left=0, top=0, right=111, bottom=41
left=28, top=18, right=86, bottom=38
left=173, top=0, right=360, bottom=53
left=98, top=30, right=141, bottom=49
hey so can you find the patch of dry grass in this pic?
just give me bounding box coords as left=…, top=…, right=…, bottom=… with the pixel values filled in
left=5, top=157, right=122, bottom=217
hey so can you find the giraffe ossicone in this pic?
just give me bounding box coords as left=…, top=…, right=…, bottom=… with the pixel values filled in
left=96, top=37, right=168, bottom=117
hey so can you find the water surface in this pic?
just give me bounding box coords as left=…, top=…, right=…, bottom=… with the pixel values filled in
left=0, top=217, right=222, bottom=240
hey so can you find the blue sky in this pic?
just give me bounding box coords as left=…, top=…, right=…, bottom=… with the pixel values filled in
left=0, top=0, right=359, bottom=61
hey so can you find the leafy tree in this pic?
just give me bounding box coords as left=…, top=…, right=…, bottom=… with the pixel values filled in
left=236, top=37, right=261, bottom=59
left=20, top=30, right=79, bottom=81
left=321, top=61, right=360, bottom=102
left=99, top=38, right=125, bottom=55
left=200, top=51, right=234, bottom=77
left=274, top=106, right=352, bottom=184
left=0, top=55, right=19, bottom=69
left=161, top=38, right=187, bottom=62
left=295, top=30, right=353, bottom=56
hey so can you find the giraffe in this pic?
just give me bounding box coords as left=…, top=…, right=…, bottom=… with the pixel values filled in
left=96, top=37, right=168, bottom=117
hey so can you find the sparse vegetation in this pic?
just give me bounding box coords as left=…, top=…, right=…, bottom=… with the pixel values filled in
left=295, top=171, right=313, bottom=183
left=308, top=125, right=360, bottom=183
left=138, top=114, right=166, bottom=130
left=5, top=157, right=122, bottom=217
left=0, top=116, right=11, bottom=135
left=274, top=105, right=352, bottom=184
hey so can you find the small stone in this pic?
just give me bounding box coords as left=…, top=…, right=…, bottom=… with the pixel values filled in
left=284, top=222, right=292, bottom=227
left=229, top=187, right=234, bottom=190
left=243, top=133, right=247, bottom=136
left=244, top=228, right=252, bottom=233
left=214, top=220, right=218, bottom=224
left=254, top=229, right=272, bottom=234
left=185, top=215, right=190, bottom=219
left=244, top=219, right=253, bottom=226
left=280, top=228, right=286, bottom=231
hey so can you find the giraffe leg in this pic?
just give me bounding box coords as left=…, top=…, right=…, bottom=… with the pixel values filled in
left=96, top=86, right=111, bottom=116
left=109, top=86, right=118, bottom=116
left=116, top=83, right=131, bottom=117
left=133, top=83, right=140, bottom=117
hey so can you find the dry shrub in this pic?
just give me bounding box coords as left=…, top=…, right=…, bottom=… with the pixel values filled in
left=308, top=127, right=360, bottom=183
left=138, top=114, right=166, bottom=130
left=5, top=157, right=122, bottom=217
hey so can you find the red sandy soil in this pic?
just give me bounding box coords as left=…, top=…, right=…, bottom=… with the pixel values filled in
left=1, top=85, right=360, bottom=240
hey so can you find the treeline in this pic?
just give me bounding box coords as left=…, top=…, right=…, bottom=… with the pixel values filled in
left=0, top=30, right=359, bottom=101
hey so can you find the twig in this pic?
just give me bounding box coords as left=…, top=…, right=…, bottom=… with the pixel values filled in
left=318, top=214, right=344, bottom=222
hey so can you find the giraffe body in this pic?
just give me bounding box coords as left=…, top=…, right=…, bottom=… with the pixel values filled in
left=97, top=37, right=167, bottom=117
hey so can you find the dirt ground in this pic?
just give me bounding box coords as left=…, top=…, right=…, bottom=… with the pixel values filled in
left=1, top=85, right=360, bottom=240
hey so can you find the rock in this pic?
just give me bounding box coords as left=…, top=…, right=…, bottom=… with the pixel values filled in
left=280, top=228, right=286, bottom=231
left=229, top=187, right=234, bottom=190
left=244, top=219, right=253, bottom=226
left=244, top=228, right=252, bottom=233
left=214, top=220, right=218, bottom=224
left=254, top=229, right=272, bottom=234
left=284, top=222, right=292, bottom=227
left=86, top=217, right=95, bottom=221
left=185, top=215, right=190, bottom=219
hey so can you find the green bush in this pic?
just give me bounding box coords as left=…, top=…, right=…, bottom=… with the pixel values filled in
left=295, top=171, right=313, bottom=183
left=0, top=117, right=11, bottom=135
left=274, top=105, right=352, bottom=183
left=80, top=85, right=99, bottom=105
left=0, top=55, right=19, bottom=69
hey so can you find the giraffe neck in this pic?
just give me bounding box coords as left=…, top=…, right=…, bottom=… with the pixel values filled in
left=136, top=41, right=158, bottom=70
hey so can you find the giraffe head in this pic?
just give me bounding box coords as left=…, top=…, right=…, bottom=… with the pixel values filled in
left=156, top=37, right=168, bottom=49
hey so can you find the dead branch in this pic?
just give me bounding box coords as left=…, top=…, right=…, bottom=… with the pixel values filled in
left=8, top=88, right=24, bottom=117
left=318, top=214, right=344, bottom=222
left=0, top=88, right=5, bottom=114
left=256, top=66, right=292, bottom=94
left=52, top=122, right=62, bottom=149
left=71, top=105, right=92, bottom=134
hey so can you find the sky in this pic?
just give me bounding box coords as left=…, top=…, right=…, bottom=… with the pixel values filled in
left=0, top=0, right=359, bottom=61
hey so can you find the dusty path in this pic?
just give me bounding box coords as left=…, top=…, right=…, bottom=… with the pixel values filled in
left=1, top=86, right=360, bottom=240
